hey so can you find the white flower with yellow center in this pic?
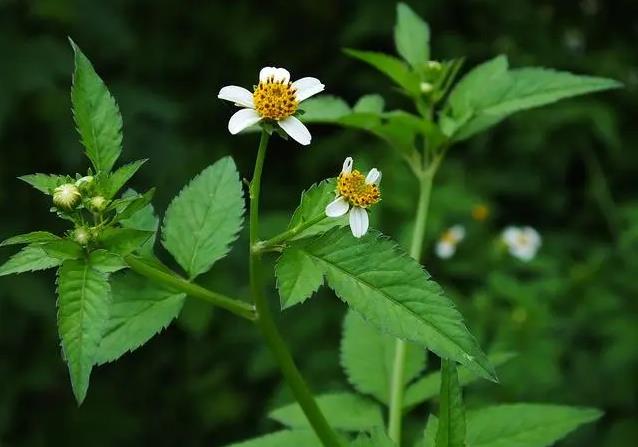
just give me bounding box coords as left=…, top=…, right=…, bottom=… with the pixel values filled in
left=435, top=225, right=465, bottom=259
left=502, top=226, right=541, bottom=261
left=325, top=157, right=381, bottom=238
left=218, top=67, right=324, bottom=145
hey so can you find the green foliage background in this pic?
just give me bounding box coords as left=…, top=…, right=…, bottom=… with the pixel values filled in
left=0, top=0, right=636, bottom=445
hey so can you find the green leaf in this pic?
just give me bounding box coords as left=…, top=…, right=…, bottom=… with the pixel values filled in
left=162, top=156, right=244, bottom=279
left=89, top=249, right=127, bottom=273
left=56, top=257, right=112, bottom=404
left=341, top=309, right=425, bottom=404
left=423, top=415, right=440, bottom=447
left=0, top=245, right=63, bottom=276
left=41, top=240, right=84, bottom=260
left=18, top=173, right=68, bottom=194
left=300, top=95, right=352, bottom=122
left=353, top=94, right=385, bottom=114
left=270, top=392, right=384, bottom=432
left=394, top=3, right=430, bottom=68
left=1, top=231, right=61, bottom=246
left=443, top=56, right=622, bottom=141
left=70, top=39, right=123, bottom=173
left=404, top=352, right=516, bottom=408
left=119, top=202, right=160, bottom=257
left=95, top=271, right=185, bottom=365
left=113, top=188, right=155, bottom=221
left=351, top=428, right=397, bottom=447
left=224, top=431, right=322, bottom=447
left=345, top=49, right=421, bottom=96
left=465, top=404, right=602, bottom=447
left=435, top=360, right=465, bottom=447
left=103, top=159, right=148, bottom=199
left=98, top=228, right=153, bottom=256
left=288, top=179, right=346, bottom=240
left=288, top=228, right=495, bottom=381
left=275, top=248, right=323, bottom=309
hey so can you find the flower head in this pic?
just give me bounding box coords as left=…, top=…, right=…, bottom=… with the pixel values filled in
left=435, top=225, right=465, bottom=259
left=73, top=227, right=91, bottom=246
left=325, top=157, right=381, bottom=238
left=88, top=196, right=108, bottom=212
left=218, top=67, right=324, bottom=145
left=53, top=184, right=81, bottom=210
left=502, top=226, right=541, bottom=261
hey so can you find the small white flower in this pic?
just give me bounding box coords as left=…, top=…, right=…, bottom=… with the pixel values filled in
left=218, top=67, right=324, bottom=145
left=502, top=226, right=541, bottom=262
left=325, top=157, right=382, bottom=238
left=435, top=225, right=465, bottom=259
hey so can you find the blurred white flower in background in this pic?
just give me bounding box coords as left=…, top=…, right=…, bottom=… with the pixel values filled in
left=502, top=226, right=542, bottom=261
left=435, top=225, right=465, bottom=259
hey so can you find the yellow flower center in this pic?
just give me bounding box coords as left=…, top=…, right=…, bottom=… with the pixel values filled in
left=337, top=170, right=381, bottom=208
left=517, top=233, right=531, bottom=247
left=441, top=230, right=457, bottom=244
left=471, top=204, right=489, bottom=221
left=253, top=79, right=298, bottom=120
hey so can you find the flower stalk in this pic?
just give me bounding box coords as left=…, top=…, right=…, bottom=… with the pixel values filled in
left=249, top=130, right=342, bottom=447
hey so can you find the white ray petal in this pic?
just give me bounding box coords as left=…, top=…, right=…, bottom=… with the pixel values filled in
left=228, top=108, right=262, bottom=135
left=502, top=226, right=520, bottom=246
left=523, top=226, right=541, bottom=247
left=342, top=157, right=353, bottom=174
left=273, top=68, right=291, bottom=84
left=365, top=168, right=382, bottom=186
left=325, top=196, right=350, bottom=217
left=450, top=225, right=466, bottom=241
left=436, top=241, right=456, bottom=259
left=349, top=207, right=369, bottom=238
left=218, top=85, right=254, bottom=108
left=293, top=77, right=325, bottom=102
left=259, top=66, right=276, bottom=82
left=278, top=116, right=311, bottom=145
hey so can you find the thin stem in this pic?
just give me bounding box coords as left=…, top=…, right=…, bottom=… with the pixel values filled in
left=124, top=254, right=257, bottom=321
left=255, top=213, right=327, bottom=252
left=249, top=130, right=342, bottom=447
left=388, top=171, right=434, bottom=443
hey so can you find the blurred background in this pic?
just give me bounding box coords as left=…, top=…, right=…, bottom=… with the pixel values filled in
left=1, top=0, right=637, bottom=445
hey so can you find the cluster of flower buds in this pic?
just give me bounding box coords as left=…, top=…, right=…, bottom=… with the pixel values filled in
left=52, top=175, right=109, bottom=215
left=419, top=60, right=443, bottom=95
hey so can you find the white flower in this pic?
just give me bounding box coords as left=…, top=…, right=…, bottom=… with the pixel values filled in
left=218, top=67, right=324, bottom=145
left=325, top=157, right=382, bottom=238
left=435, top=225, right=465, bottom=259
left=502, top=226, right=541, bottom=262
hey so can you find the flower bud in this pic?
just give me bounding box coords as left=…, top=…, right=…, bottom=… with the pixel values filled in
left=420, top=82, right=434, bottom=94
left=75, top=176, right=95, bottom=194
left=425, top=60, right=442, bottom=72
left=73, top=227, right=91, bottom=246
left=88, top=196, right=108, bottom=212
left=53, top=184, right=81, bottom=210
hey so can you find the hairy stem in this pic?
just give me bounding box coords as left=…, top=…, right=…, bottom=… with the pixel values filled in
left=249, top=130, right=342, bottom=447
left=255, top=213, right=327, bottom=252
left=124, top=254, right=257, bottom=320
left=388, top=171, right=434, bottom=443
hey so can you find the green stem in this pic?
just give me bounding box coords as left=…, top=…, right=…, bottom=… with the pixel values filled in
left=124, top=254, right=257, bottom=321
left=249, top=130, right=342, bottom=447
left=388, top=171, right=434, bottom=443
left=255, top=213, right=327, bottom=252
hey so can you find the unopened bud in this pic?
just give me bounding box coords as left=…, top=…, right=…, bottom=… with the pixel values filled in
left=89, top=196, right=108, bottom=212
left=425, top=60, right=442, bottom=72
left=53, top=184, right=81, bottom=210
left=73, top=227, right=91, bottom=246
left=420, top=82, right=434, bottom=94
left=75, top=176, right=95, bottom=193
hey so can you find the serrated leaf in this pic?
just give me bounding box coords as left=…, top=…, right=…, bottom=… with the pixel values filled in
left=345, top=49, right=421, bottom=96
left=18, top=173, right=68, bottom=194
left=353, top=94, right=385, bottom=114
left=57, top=257, right=112, bottom=404
left=224, top=431, right=322, bottom=447
left=404, top=352, right=516, bottom=408
left=300, top=95, right=352, bottom=122
left=443, top=56, right=621, bottom=141
left=119, top=201, right=159, bottom=257
left=341, top=309, right=425, bottom=404
left=41, top=240, right=84, bottom=260
left=103, top=159, right=148, bottom=199
left=113, top=188, right=155, bottom=221
left=162, top=156, right=244, bottom=279
left=89, top=249, right=127, bottom=273
left=98, top=228, right=153, bottom=256
left=465, top=404, right=602, bottom=447
left=275, top=248, right=323, bottom=309
left=70, top=40, right=123, bottom=173
left=435, top=360, right=465, bottom=447
left=289, top=228, right=495, bottom=381
left=394, top=3, right=430, bottom=68
left=1, top=231, right=61, bottom=246
left=95, top=271, right=185, bottom=365
left=288, top=179, right=347, bottom=240
left=0, top=245, right=63, bottom=276
left=270, top=392, right=384, bottom=432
